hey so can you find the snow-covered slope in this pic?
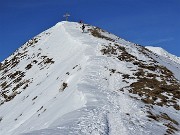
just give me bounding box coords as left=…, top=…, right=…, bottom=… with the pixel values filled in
left=0, top=21, right=180, bottom=135
left=146, top=46, right=180, bottom=64
left=146, top=46, right=180, bottom=80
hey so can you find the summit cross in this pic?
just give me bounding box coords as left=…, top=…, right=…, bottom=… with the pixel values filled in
left=63, top=13, right=70, bottom=21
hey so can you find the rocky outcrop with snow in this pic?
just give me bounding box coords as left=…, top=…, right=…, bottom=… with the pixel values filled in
left=0, top=21, right=179, bottom=135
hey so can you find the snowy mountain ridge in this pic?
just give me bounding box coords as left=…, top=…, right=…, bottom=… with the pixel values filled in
left=0, top=21, right=179, bottom=135
left=145, top=46, right=180, bottom=81
left=146, top=46, right=180, bottom=65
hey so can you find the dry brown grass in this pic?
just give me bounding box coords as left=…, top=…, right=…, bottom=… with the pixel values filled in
left=25, top=63, right=32, bottom=70
left=147, top=111, right=179, bottom=134
left=59, top=82, right=68, bottom=91
left=89, top=27, right=115, bottom=42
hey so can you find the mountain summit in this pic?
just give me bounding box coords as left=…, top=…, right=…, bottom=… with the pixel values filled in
left=0, top=21, right=180, bottom=135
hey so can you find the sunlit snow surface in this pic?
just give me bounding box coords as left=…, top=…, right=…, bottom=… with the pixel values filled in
left=0, top=22, right=179, bottom=135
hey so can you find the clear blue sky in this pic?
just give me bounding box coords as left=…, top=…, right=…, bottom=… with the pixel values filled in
left=0, top=0, right=180, bottom=62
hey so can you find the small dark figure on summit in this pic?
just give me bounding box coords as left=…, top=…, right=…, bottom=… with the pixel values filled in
left=82, top=24, right=85, bottom=33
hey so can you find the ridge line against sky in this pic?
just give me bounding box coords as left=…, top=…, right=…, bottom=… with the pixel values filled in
left=0, top=0, right=180, bottom=62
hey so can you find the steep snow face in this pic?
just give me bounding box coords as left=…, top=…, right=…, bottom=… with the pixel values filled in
left=0, top=21, right=89, bottom=135
left=0, top=22, right=180, bottom=135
